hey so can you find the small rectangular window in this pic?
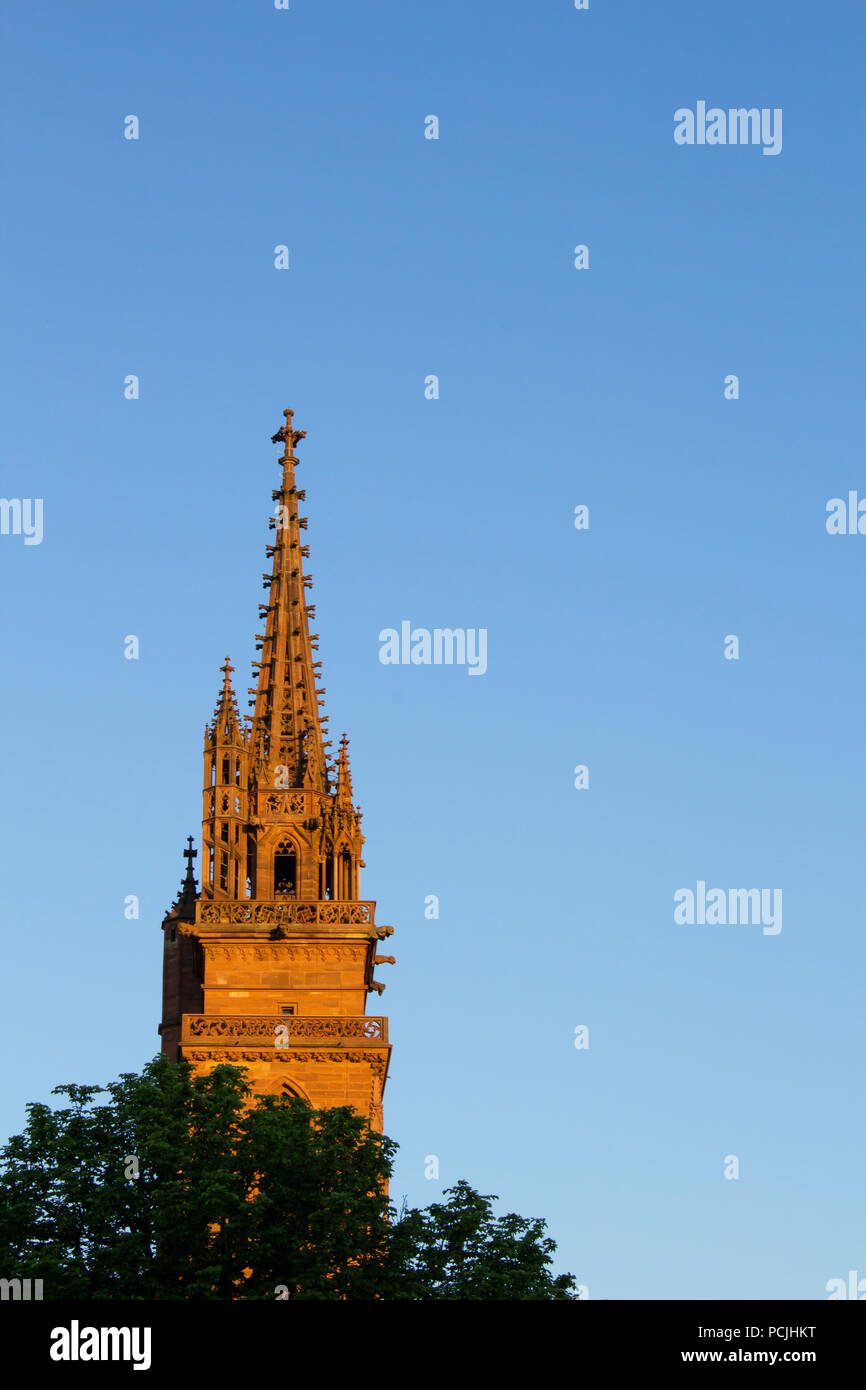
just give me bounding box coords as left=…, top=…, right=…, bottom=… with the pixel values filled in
left=280, top=1005, right=296, bottom=1016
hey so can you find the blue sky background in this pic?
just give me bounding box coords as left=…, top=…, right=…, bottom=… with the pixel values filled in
left=1, top=0, right=864, bottom=1299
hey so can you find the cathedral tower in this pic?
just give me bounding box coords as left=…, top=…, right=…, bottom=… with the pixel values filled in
left=158, top=410, right=393, bottom=1128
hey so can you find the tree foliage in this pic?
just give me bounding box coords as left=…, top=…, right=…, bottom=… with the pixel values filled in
left=389, top=1180, right=577, bottom=1299
left=0, top=1057, right=576, bottom=1300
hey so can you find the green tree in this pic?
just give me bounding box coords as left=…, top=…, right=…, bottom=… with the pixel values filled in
left=0, top=1057, right=576, bottom=1300
left=388, top=1181, right=576, bottom=1300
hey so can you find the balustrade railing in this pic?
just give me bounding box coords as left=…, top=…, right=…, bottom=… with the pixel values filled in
left=196, top=900, right=375, bottom=927
left=182, top=1014, right=388, bottom=1044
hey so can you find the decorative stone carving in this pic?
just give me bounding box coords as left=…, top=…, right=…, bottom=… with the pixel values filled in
left=198, top=900, right=374, bottom=927
left=183, top=1049, right=386, bottom=1068
left=204, top=943, right=367, bottom=964
left=260, top=791, right=307, bottom=816
left=186, top=1014, right=385, bottom=1042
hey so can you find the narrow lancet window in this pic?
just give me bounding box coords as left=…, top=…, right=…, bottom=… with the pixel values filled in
left=274, top=839, right=297, bottom=897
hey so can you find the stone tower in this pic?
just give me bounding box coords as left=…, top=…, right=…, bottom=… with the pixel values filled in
left=158, top=410, right=394, bottom=1128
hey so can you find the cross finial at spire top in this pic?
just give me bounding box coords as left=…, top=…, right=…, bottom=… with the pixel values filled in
left=221, top=656, right=234, bottom=681
left=184, top=835, right=198, bottom=868
left=270, top=407, right=307, bottom=454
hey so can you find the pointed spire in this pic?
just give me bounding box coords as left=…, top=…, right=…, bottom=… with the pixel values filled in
left=249, top=409, right=330, bottom=792
left=335, top=733, right=354, bottom=807
left=210, top=656, right=242, bottom=741
left=195, top=405, right=365, bottom=905
left=167, top=836, right=198, bottom=919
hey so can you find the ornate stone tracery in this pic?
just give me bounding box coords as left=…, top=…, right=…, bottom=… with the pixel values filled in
left=185, top=1014, right=386, bottom=1042
left=204, top=943, right=367, bottom=964
left=197, top=900, right=374, bottom=927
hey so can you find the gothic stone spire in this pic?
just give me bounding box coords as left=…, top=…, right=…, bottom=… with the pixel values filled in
left=199, top=409, right=363, bottom=904
left=249, top=410, right=330, bottom=794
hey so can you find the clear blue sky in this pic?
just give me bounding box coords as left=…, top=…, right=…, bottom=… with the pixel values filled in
left=1, top=0, right=864, bottom=1299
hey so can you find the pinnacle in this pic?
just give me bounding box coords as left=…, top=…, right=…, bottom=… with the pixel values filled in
left=335, top=732, right=354, bottom=804
left=166, top=835, right=198, bottom=919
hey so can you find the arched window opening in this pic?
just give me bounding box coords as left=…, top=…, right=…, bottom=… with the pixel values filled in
left=246, top=836, right=256, bottom=898
left=321, top=845, right=334, bottom=901
left=274, top=839, right=297, bottom=897
left=221, top=755, right=230, bottom=785
left=340, top=849, right=353, bottom=900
